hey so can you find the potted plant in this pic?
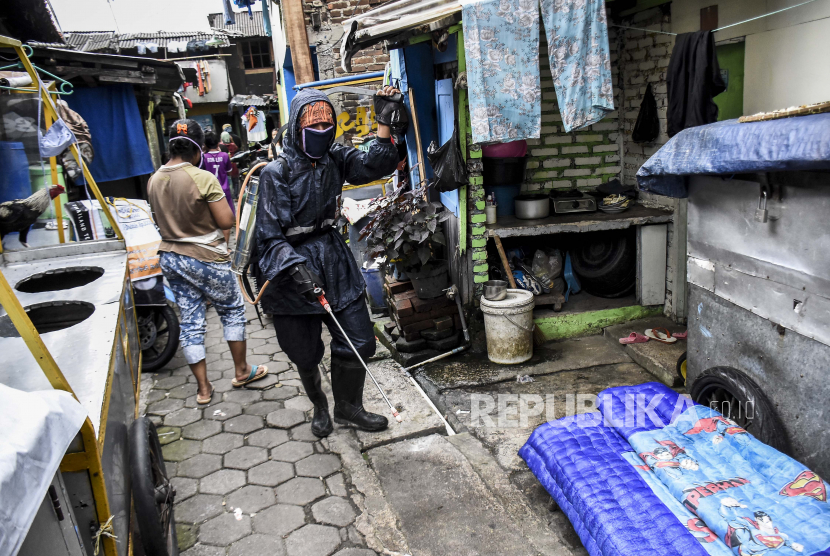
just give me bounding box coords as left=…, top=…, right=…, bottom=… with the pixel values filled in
left=360, top=185, right=452, bottom=299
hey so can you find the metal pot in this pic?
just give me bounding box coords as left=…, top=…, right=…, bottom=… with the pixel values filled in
left=514, top=194, right=550, bottom=220
left=483, top=280, right=508, bottom=301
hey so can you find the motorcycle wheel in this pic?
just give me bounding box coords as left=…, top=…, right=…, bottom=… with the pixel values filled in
left=138, top=305, right=180, bottom=372
left=130, top=417, right=179, bottom=556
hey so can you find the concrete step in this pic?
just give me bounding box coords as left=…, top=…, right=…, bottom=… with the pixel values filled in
left=603, top=316, right=687, bottom=387
left=367, top=434, right=577, bottom=556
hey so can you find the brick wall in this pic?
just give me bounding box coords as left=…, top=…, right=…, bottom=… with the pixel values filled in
left=523, top=26, right=623, bottom=193
left=615, top=6, right=686, bottom=320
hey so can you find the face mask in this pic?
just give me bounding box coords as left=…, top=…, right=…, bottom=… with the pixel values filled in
left=301, top=126, right=335, bottom=159
left=39, top=118, right=76, bottom=158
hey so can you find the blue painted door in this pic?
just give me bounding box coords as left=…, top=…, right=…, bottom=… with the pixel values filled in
left=435, top=78, right=458, bottom=216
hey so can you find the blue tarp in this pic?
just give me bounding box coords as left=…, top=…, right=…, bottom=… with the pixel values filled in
left=520, top=382, right=830, bottom=556
left=636, top=113, right=830, bottom=198
left=65, top=84, right=155, bottom=184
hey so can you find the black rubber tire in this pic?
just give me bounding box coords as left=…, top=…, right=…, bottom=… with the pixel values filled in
left=571, top=230, right=636, bottom=298
left=130, top=417, right=178, bottom=556
left=139, top=305, right=180, bottom=373
left=689, top=367, right=790, bottom=454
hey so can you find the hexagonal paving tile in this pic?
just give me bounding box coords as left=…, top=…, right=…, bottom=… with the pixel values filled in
left=295, top=454, right=341, bottom=478
left=325, top=474, right=347, bottom=497
left=164, top=408, right=203, bottom=427
left=226, top=485, right=276, bottom=514
left=332, top=550, right=376, bottom=556
left=200, top=469, right=247, bottom=495
left=229, top=534, right=286, bottom=556
left=202, top=432, right=244, bottom=455
left=276, top=477, right=326, bottom=506
left=248, top=460, right=295, bottom=487
left=263, top=385, right=299, bottom=401
left=224, top=446, right=268, bottom=470
left=252, top=342, right=281, bottom=355
left=284, top=396, right=314, bottom=412
left=244, top=373, right=282, bottom=390
left=211, top=379, right=236, bottom=394
left=156, top=426, right=181, bottom=445
left=252, top=504, right=306, bottom=537
left=167, top=383, right=194, bottom=400
left=204, top=401, right=242, bottom=421
left=146, top=389, right=166, bottom=404
left=311, top=497, right=356, bottom=527
left=223, top=389, right=261, bottom=405
left=177, top=454, right=222, bottom=479
left=285, top=524, right=341, bottom=556
left=162, top=439, right=202, bottom=462
left=266, top=409, right=306, bottom=429
left=180, top=544, right=225, bottom=556
left=244, top=401, right=283, bottom=416
left=224, top=414, right=264, bottom=434
left=174, top=494, right=224, bottom=524
left=147, top=397, right=185, bottom=416
left=182, top=419, right=223, bottom=440
left=289, top=423, right=319, bottom=442
left=271, top=441, right=314, bottom=463
left=247, top=428, right=290, bottom=448
left=170, top=476, right=198, bottom=502
left=175, top=523, right=196, bottom=552
left=155, top=375, right=187, bottom=389
left=198, top=512, right=251, bottom=545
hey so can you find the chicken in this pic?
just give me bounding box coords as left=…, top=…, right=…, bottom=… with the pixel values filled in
left=0, top=185, right=66, bottom=248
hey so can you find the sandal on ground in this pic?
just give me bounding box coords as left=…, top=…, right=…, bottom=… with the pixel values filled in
left=645, top=328, right=677, bottom=344
left=232, top=364, right=268, bottom=388
left=197, top=385, right=215, bottom=405
left=673, top=330, right=688, bottom=339
left=619, top=332, right=649, bottom=344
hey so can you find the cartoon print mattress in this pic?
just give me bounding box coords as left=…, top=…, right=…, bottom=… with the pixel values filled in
left=519, top=382, right=830, bottom=556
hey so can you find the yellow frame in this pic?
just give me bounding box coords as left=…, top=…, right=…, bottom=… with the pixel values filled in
left=0, top=34, right=123, bottom=254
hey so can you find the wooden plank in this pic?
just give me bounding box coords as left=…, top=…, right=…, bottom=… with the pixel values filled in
left=282, top=0, right=315, bottom=84
left=99, top=74, right=157, bottom=84
left=486, top=205, right=673, bottom=238
left=493, top=235, right=518, bottom=289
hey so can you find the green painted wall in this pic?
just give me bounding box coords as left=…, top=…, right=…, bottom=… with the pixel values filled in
left=534, top=304, right=663, bottom=341
left=715, top=42, right=745, bottom=121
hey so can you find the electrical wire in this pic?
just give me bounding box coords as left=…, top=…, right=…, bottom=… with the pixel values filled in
left=612, top=0, right=824, bottom=36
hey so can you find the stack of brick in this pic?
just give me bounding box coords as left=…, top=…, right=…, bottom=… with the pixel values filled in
left=383, top=277, right=463, bottom=361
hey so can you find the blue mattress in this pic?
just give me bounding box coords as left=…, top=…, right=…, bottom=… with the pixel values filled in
left=519, top=382, right=830, bottom=556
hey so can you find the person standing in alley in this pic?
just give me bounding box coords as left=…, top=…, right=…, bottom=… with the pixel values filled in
left=202, top=131, right=236, bottom=242
left=255, top=87, right=403, bottom=437
left=148, top=119, right=268, bottom=404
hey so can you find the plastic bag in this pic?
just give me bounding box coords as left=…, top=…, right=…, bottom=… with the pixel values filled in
left=531, top=249, right=563, bottom=291
left=633, top=83, right=659, bottom=143
left=427, top=126, right=467, bottom=192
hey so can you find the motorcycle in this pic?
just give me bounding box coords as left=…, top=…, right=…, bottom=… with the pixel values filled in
left=134, top=275, right=180, bottom=372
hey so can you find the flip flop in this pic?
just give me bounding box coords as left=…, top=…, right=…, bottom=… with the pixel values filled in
left=673, top=330, right=688, bottom=339
left=232, top=364, right=268, bottom=388
left=620, top=332, right=650, bottom=344
left=197, top=385, right=215, bottom=405
left=645, top=328, right=677, bottom=344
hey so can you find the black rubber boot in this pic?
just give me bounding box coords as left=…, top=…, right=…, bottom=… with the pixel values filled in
left=298, top=365, right=333, bottom=437
left=330, top=356, right=388, bottom=432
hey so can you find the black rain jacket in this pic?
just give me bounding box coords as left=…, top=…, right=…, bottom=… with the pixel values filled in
left=255, top=89, right=398, bottom=315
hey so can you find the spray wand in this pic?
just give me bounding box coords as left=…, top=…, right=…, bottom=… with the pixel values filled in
left=315, top=288, right=403, bottom=423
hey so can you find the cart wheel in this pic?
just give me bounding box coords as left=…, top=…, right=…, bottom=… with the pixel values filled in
left=689, top=367, right=789, bottom=454
left=130, top=417, right=179, bottom=556
left=139, top=305, right=180, bottom=373
left=676, top=352, right=687, bottom=384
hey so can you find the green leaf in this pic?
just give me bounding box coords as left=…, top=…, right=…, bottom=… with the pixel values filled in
left=418, top=246, right=431, bottom=265
left=432, top=231, right=446, bottom=245
left=427, top=219, right=437, bottom=232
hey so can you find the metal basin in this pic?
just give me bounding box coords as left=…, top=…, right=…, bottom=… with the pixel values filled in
left=483, top=280, right=508, bottom=301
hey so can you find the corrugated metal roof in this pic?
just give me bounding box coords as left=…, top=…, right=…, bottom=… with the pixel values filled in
left=64, top=30, right=231, bottom=53
left=208, top=11, right=268, bottom=37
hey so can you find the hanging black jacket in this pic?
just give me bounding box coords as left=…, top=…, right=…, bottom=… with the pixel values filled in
left=666, top=31, right=726, bottom=137
left=255, top=89, right=398, bottom=315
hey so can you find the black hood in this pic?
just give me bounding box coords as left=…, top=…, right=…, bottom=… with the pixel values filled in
left=284, top=88, right=337, bottom=160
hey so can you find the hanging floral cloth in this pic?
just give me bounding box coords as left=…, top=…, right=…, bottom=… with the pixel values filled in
left=462, top=0, right=542, bottom=144
left=540, top=0, right=614, bottom=132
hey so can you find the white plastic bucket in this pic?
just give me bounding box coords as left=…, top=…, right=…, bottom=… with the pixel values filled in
left=480, top=289, right=535, bottom=364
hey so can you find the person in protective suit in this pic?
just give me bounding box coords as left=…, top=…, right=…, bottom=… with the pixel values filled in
left=255, top=87, right=404, bottom=437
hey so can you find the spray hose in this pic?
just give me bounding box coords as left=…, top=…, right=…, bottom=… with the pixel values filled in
left=235, top=162, right=270, bottom=305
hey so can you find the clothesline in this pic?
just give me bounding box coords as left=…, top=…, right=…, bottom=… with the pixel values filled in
left=611, top=0, right=823, bottom=37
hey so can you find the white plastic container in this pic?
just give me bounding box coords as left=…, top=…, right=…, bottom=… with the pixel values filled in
left=479, top=289, right=535, bottom=364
